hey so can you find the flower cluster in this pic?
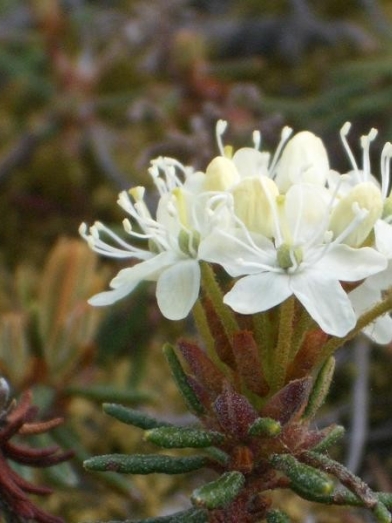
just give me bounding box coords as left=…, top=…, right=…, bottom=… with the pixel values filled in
left=80, top=121, right=392, bottom=339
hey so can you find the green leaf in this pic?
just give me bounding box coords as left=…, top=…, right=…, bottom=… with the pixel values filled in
left=163, top=343, right=205, bottom=415
left=379, top=493, right=392, bottom=509
left=312, top=425, right=345, bottom=453
left=145, top=427, right=224, bottom=449
left=84, top=454, right=208, bottom=475
left=65, top=385, right=152, bottom=404
left=303, top=357, right=335, bottom=420
left=271, top=454, right=334, bottom=499
left=191, top=471, right=245, bottom=509
left=103, top=403, right=172, bottom=430
left=373, top=502, right=392, bottom=523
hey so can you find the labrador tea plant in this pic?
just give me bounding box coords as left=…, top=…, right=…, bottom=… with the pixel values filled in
left=80, top=121, right=392, bottom=522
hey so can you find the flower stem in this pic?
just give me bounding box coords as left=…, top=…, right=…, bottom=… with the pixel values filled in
left=271, top=296, right=295, bottom=392
left=200, top=262, right=239, bottom=341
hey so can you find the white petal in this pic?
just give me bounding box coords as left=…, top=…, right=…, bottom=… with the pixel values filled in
left=349, top=281, right=392, bottom=344
left=366, top=260, right=392, bottom=290
left=374, top=220, right=392, bottom=257
left=290, top=271, right=356, bottom=336
left=284, top=184, right=330, bottom=244
left=313, top=244, right=387, bottom=281
left=156, top=260, right=201, bottom=320
left=363, top=315, right=392, bottom=345
left=223, top=272, right=291, bottom=314
left=88, top=284, right=139, bottom=306
left=88, top=252, right=177, bottom=306
left=349, top=281, right=380, bottom=314
left=109, top=252, right=178, bottom=288
left=199, top=230, right=275, bottom=277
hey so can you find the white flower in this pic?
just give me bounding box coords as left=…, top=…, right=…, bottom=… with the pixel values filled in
left=325, top=122, right=392, bottom=341
left=349, top=272, right=392, bottom=345
left=199, top=182, right=387, bottom=337
left=332, top=122, right=392, bottom=253
left=80, top=157, right=229, bottom=320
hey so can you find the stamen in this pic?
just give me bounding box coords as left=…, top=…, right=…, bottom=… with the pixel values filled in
left=331, top=202, right=369, bottom=246
left=216, top=120, right=228, bottom=156
left=148, top=157, right=189, bottom=195
left=360, top=128, right=378, bottom=182
left=252, top=130, right=261, bottom=150
left=129, top=186, right=145, bottom=201
left=259, top=176, right=283, bottom=246
left=288, top=247, right=299, bottom=272
left=79, top=223, right=148, bottom=259
left=95, top=222, right=149, bottom=250
left=291, top=184, right=304, bottom=246
left=303, top=204, right=368, bottom=269
left=269, top=126, right=293, bottom=176
left=381, top=142, right=392, bottom=199
left=340, top=122, right=360, bottom=180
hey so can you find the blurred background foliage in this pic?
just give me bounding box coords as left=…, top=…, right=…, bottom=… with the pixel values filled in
left=0, top=0, right=392, bottom=521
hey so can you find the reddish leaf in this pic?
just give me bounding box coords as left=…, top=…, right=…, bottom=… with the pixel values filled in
left=213, top=384, right=258, bottom=439
left=287, top=330, right=329, bottom=381
left=261, top=378, right=312, bottom=426
left=178, top=340, right=226, bottom=397
left=203, top=297, right=236, bottom=369
left=232, top=331, right=269, bottom=397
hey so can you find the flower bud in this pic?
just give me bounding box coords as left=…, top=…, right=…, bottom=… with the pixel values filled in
left=232, top=147, right=270, bottom=178
left=203, top=156, right=240, bottom=191
left=329, top=182, right=383, bottom=247
left=275, top=131, right=329, bottom=193
left=232, top=176, right=279, bottom=236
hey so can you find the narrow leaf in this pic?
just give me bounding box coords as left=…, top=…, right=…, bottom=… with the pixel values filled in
left=271, top=454, right=334, bottom=498
left=191, top=471, right=245, bottom=509
left=232, top=330, right=269, bottom=397
left=303, top=357, right=335, bottom=420
left=145, top=427, right=224, bottom=449
left=84, top=454, right=208, bottom=475
left=373, top=502, right=392, bottom=523
left=177, top=340, right=226, bottom=397
left=103, top=403, right=172, bottom=430
left=163, top=343, right=205, bottom=415
left=312, top=425, right=345, bottom=453
left=261, top=378, right=312, bottom=426
left=66, top=385, right=152, bottom=404
left=213, top=384, right=258, bottom=439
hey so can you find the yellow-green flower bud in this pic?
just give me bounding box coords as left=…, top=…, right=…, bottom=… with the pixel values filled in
left=203, top=156, right=240, bottom=191
left=329, top=182, right=383, bottom=247
left=232, top=176, right=279, bottom=237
